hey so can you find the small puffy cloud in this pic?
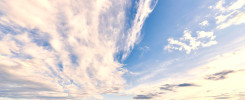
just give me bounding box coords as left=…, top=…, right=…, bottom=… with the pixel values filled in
left=164, top=30, right=217, bottom=54
left=199, top=20, right=209, bottom=26
left=214, top=0, right=226, bottom=12
left=197, top=31, right=215, bottom=39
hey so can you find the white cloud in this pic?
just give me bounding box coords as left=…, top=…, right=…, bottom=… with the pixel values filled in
left=199, top=20, right=209, bottom=26
left=164, top=30, right=217, bottom=54
left=0, top=0, right=157, bottom=99
left=167, top=0, right=245, bottom=55
left=217, top=12, right=245, bottom=29
left=121, top=0, right=158, bottom=60
left=214, top=0, right=245, bottom=12
left=197, top=31, right=215, bottom=39
left=214, top=0, right=226, bottom=12
left=227, top=0, right=245, bottom=11
left=212, top=0, right=245, bottom=29
left=215, top=11, right=236, bottom=24
left=0, top=34, right=19, bottom=55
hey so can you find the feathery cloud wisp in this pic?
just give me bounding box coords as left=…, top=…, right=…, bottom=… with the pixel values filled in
left=212, top=0, right=245, bottom=29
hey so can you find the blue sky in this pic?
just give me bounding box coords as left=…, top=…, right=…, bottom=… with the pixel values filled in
left=0, top=0, right=245, bottom=100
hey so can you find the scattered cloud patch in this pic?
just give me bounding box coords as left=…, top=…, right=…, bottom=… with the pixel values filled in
left=214, top=0, right=226, bottom=12
left=139, top=46, right=150, bottom=51
left=205, top=70, right=239, bottom=80
left=127, top=82, right=198, bottom=99
left=217, top=12, right=245, bottom=29
left=164, top=30, right=217, bottom=54
left=199, top=20, right=209, bottom=26
left=213, top=0, right=245, bottom=12
left=160, top=84, right=175, bottom=91
left=165, top=0, right=244, bottom=54
left=215, top=11, right=236, bottom=24
left=211, top=0, right=245, bottom=29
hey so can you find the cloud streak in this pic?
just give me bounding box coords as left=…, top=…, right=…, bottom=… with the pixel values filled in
left=205, top=70, right=234, bottom=80
left=121, top=0, right=158, bottom=60
left=211, top=0, right=245, bottom=29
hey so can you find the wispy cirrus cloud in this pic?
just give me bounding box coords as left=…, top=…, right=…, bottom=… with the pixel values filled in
left=121, top=0, right=158, bottom=60
left=0, top=0, right=157, bottom=99
left=210, top=0, right=245, bottom=29
left=216, top=12, right=245, bottom=29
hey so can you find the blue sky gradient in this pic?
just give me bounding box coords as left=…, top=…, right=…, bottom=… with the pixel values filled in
left=0, top=0, right=245, bottom=100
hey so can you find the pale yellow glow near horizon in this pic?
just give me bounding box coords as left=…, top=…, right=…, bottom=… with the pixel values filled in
left=129, top=47, right=245, bottom=100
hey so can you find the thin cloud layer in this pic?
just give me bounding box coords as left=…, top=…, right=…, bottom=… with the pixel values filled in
left=205, top=70, right=234, bottom=80
left=133, top=94, right=154, bottom=100
left=0, top=0, right=157, bottom=99
left=129, top=47, right=245, bottom=100
left=211, top=0, right=245, bottom=29
left=160, top=83, right=197, bottom=91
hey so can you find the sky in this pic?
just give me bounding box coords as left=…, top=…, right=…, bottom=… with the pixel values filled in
left=0, top=0, right=245, bottom=100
